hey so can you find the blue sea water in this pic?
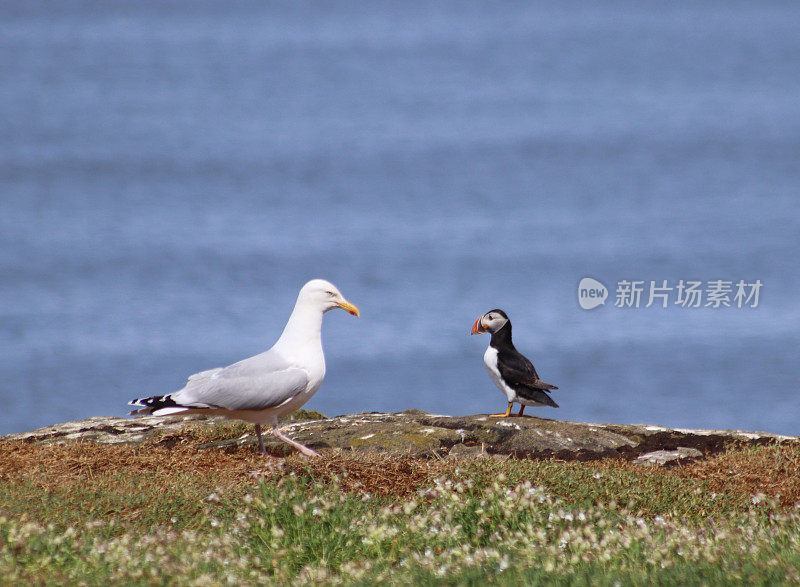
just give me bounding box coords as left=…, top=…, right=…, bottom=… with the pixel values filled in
left=1, top=1, right=799, bottom=436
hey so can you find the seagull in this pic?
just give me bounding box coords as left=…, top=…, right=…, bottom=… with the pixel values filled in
left=129, top=279, right=359, bottom=457
left=470, top=309, right=558, bottom=417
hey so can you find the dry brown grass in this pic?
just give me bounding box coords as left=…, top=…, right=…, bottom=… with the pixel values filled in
left=1, top=439, right=798, bottom=505
left=0, top=440, right=268, bottom=492
left=280, top=451, right=456, bottom=496
left=0, top=441, right=454, bottom=499
left=676, top=442, right=800, bottom=506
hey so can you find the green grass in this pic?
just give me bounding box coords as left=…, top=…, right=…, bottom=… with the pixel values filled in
left=1, top=444, right=799, bottom=584
left=247, top=468, right=799, bottom=584
left=444, top=458, right=750, bottom=520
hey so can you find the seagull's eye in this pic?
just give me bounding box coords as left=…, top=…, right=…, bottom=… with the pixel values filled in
left=325, top=290, right=334, bottom=296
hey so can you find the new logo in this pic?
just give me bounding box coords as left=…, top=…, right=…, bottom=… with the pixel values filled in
left=578, top=277, right=608, bottom=310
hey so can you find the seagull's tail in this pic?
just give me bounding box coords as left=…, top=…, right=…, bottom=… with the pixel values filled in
left=128, top=394, right=191, bottom=417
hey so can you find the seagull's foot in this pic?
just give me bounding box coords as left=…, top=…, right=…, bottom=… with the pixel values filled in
left=296, top=445, right=322, bottom=458
left=272, top=427, right=321, bottom=458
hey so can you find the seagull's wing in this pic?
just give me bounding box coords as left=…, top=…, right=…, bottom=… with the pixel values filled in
left=172, top=350, right=310, bottom=411
left=187, top=367, right=225, bottom=381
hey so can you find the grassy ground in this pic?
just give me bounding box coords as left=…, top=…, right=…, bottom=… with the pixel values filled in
left=1, top=433, right=799, bottom=585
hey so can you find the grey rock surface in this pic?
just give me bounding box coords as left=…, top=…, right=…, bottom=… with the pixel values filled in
left=4, top=410, right=797, bottom=462
left=635, top=447, right=704, bottom=466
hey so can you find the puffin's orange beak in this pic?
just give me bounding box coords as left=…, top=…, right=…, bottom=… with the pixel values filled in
left=471, top=317, right=486, bottom=335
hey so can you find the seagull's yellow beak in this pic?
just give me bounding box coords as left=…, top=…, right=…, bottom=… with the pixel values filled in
left=337, top=299, right=360, bottom=317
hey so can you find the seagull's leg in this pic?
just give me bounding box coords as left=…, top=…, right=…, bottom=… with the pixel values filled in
left=254, top=424, right=267, bottom=454
left=517, top=405, right=525, bottom=417
left=490, top=402, right=513, bottom=418
left=272, top=426, right=321, bottom=458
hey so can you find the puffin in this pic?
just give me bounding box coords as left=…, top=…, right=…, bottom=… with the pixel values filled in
left=470, top=309, right=559, bottom=417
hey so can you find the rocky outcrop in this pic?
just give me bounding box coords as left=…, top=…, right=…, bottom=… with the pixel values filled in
left=4, top=410, right=796, bottom=464
left=634, top=447, right=704, bottom=466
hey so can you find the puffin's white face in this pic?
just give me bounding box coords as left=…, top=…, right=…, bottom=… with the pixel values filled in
left=298, top=279, right=360, bottom=316
left=470, top=310, right=509, bottom=335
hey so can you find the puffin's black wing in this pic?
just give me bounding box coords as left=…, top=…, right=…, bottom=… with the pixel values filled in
left=496, top=347, right=560, bottom=407
left=496, top=348, right=559, bottom=391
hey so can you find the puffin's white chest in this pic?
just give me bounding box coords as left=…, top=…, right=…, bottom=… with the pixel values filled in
left=483, top=346, right=516, bottom=402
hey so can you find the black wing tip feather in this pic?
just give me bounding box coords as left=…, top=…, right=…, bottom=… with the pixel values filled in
left=127, top=394, right=179, bottom=413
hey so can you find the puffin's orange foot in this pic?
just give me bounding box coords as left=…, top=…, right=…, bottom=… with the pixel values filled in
left=490, top=403, right=514, bottom=418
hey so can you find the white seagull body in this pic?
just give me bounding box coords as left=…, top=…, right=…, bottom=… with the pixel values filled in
left=129, top=279, right=359, bottom=457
